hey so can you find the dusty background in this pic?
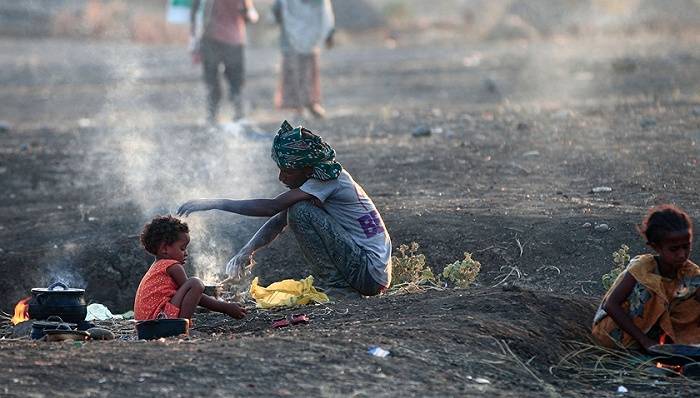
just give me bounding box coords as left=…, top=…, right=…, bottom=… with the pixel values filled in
left=1, top=0, right=700, bottom=396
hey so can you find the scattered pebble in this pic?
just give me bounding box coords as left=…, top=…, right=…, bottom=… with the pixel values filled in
left=412, top=126, right=432, bottom=137
left=522, top=150, right=540, bottom=158
left=616, top=385, right=628, bottom=394
left=368, top=346, right=390, bottom=358
left=640, top=117, right=657, bottom=129
left=611, top=58, right=637, bottom=73
left=595, top=223, right=610, bottom=232
left=591, top=186, right=612, bottom=193
left=87, top=327, right=115, bottom=341
left=474, top=378, right=490, bottom=384
left=483, top=77, right=498, bottom=94
left=582, top=222, right=592, bottom=228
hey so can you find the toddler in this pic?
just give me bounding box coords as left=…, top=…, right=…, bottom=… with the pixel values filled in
left=134, top=215, right=246, bottom=321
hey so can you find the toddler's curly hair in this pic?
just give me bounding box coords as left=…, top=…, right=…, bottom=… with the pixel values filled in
left=140, top=215, right=189, bottom=256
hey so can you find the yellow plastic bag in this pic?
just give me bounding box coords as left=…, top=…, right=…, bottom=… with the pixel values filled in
left=250, top=276, right=329, bottom=309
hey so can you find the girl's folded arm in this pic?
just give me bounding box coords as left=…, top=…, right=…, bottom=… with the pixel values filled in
left=603, top=272, right=657, bottom=349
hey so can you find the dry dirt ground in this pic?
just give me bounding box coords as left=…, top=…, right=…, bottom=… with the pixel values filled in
left=1, top=27, right=700, bottom=397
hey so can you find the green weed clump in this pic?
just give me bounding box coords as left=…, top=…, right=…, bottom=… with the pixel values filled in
left=390, top=244, right=482, bottom=294
left=391, top=242, right=434, bottom=285
left=601, top=244, right=630, bottom=290
left=442, top=252, right=481, bottom=288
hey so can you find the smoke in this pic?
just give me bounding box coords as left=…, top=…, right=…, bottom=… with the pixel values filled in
left=42, top=264, right=87, bottom=290
left=83, top=45, right=279, bottom=284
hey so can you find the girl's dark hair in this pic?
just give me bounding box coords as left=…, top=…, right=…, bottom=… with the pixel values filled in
left=638, top=204, right=692, bottom=244
left=140, top=215, right=189, bottom=255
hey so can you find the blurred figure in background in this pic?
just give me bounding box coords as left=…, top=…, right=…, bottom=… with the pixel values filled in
left=273, top=0, right=335, bottom=119
left=191, top=0, right=259, bottom=124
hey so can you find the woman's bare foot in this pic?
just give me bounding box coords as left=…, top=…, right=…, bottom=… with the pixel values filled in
left=308, top=103, right=326, bottom=119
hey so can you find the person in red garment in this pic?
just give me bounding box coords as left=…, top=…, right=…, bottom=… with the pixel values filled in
left=191, top=0, right=259, bottom=123
left=134, top=215, right=246, bottom=322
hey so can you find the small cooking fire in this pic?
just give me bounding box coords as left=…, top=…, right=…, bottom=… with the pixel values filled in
left=11, top=297, right=30, bottom=325
left=655, top=333, right=684, bottom=374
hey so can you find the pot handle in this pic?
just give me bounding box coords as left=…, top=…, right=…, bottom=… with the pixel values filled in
left=46, top=315, right=64, bottom=323
left=48, top=281, right=68, bottom=291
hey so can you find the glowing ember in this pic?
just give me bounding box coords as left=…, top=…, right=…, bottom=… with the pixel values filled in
left=10, top=297, right=30, bottom=325
left=656, top=361, right=683, bottom=373
left=654, top=333, right=683, bottom=374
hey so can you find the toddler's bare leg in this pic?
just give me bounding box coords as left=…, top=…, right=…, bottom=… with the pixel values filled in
left=170, top=277, right=205, bottom=319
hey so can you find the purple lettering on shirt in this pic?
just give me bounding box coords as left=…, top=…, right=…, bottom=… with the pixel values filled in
left=357, top=211, right=385, bottom=238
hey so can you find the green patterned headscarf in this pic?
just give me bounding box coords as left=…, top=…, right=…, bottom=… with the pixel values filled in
left=271, top=120, right=342, bottom=181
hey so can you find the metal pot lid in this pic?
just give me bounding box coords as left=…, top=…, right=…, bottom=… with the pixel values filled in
left=31, top=281, right=85, bottom=294
left=31, top=288, right=85, bottom=294
left=32, top=320, right=77, bottom=328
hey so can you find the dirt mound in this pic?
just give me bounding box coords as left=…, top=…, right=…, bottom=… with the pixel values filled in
left=0, top=288, right=599, bottom=397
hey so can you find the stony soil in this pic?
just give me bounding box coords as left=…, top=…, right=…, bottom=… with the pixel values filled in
left=1, top=24, right=700, bottom=397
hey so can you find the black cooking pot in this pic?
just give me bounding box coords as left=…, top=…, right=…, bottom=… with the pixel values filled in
left=28, top=282, right=87, bottom=324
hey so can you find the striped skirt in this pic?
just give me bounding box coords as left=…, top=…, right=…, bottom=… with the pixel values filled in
left=275, top=51, right=321, bottom=109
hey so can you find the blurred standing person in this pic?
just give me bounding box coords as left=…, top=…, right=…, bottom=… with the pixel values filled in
left=273, top=0, right=335, bottom=119
left=191, top=0, right=259, bottom=124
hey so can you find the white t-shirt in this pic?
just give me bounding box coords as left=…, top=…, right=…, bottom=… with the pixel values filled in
left=300, top=170, right=392, bottom=287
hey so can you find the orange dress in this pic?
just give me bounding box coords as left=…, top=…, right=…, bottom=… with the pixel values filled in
left=134, top=259, right=181, bottom=320
left=592, top=254, right=700, bottom=348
